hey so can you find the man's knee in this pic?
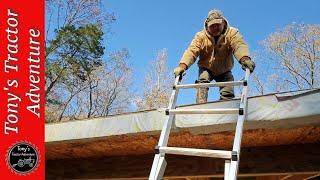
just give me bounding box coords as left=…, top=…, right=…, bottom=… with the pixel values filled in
left=195, top=79, right=210, bottom=84
left=198, top=68, right=212, bottom=83
left=196, top=74, right=210, bottom=84
left=220, top=87, right=235, bottom=100
left=215, top=71, right=234, bottom=82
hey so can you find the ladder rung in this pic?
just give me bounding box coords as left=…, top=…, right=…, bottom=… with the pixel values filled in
left=167, top=108, right=239, bottom=115
left=158, top=146, right=232, bottom=159
left=174, top=81, right=245, bottom=89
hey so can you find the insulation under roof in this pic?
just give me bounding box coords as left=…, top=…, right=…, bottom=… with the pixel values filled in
left=46, top=89, right=320, bottom=142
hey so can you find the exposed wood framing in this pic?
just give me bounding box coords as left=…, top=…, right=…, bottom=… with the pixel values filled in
left=46, top=143, right=320, bottom=179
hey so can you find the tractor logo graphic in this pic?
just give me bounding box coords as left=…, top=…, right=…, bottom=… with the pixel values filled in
left=12, top=157, right=35, bottom=168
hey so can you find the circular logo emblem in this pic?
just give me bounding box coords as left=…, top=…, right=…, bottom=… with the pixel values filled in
left=6, top=142, right=39, bottom=175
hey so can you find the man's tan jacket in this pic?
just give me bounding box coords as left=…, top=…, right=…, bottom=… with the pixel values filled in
left=179, top=16, right=250, bottom=76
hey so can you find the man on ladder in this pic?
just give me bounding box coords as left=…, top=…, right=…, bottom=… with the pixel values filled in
left=174, top=9, right=255, bottom=103
left=149, top=9, right=255, bottom=180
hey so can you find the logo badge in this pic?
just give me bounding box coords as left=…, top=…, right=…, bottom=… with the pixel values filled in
left=6, top=142, right=39, bottom=175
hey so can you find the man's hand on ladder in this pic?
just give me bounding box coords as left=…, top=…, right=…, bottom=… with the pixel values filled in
left=174, top=63, right=187, bottom=77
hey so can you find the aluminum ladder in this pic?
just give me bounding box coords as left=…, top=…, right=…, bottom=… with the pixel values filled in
left=149, top=68, right=251, bottom=180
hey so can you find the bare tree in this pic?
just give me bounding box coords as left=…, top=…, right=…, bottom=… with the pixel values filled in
left=252, top=23, right=320, bottom=95
left=135, top=49, right=174, bottom=110
left=87, top=49, right=132, bottom=117
left=45, top=0, right=114, bottom=99
left=60, top=49, right=132, bottom=121
left=59, top=76, right=91, bottom=121
left=252, top=73, right=264, bottom=95
left=45, top=0, right=115, bottom=42
left=45, top=1, right=134, bottom=123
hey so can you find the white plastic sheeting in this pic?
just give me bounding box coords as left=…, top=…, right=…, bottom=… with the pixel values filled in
left=46, top=89, right=320, bottom=142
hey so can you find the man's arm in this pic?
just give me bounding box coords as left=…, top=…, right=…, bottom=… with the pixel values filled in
left=229, top=28, right=255, bottom=72
left=179, top=32, right=203, bottom=69
left=229, top=27, right=250, bottom=61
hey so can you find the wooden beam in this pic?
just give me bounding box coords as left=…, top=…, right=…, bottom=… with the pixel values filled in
left=280, top=174, right=293, bottom=180
left=285, top=174, right=320, bottom=180
left=303, top=173, right=320, bottom=180
left=46, top=143, right=320, bottom=179
left=161, top=173, right=320, bottom=180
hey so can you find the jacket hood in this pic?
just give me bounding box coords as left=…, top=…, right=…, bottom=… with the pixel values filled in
left=204, top=10, right=229, bottom=39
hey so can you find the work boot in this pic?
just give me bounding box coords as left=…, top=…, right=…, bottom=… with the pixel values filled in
left=196, top=87, right=209, bottom=103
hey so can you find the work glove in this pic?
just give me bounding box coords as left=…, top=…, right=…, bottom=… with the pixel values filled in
left=173, top=63, right=187, bottom=77
left=240, top=57, right=255, bottom=73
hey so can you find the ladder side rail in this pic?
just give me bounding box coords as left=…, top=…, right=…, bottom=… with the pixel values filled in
left=157, top=76, right=181, bottom=145
left=224, top=160, right=231, bottom=180
left=228, top=69, right=250, bottom=180
left=149, top=76, right=181, bottom=180
left=149, top=154, right=166, bottom=180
